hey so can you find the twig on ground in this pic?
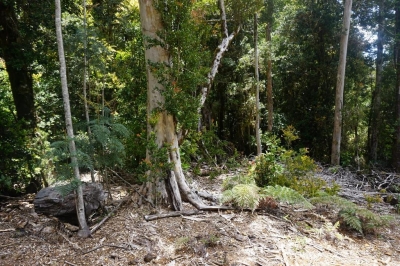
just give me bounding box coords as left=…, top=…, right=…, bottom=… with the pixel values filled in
left=144, top=210, right=204, bottom=221
left=0, top=228, right=15, bottom=233
left=64, top=261, right=78, bottom=266
left=90, top=194, right=131, bottom=234
left=58, top=231, right=82, bottom=251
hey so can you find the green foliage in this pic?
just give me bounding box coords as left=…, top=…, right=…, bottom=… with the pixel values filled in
left=324, top=181, right=341, bottom=196
left=262, top=185, right=313, bottom=209
left=252, top=128, right=321, bottom=197
left=221, top=184, right=260, bottom=211
left=253, top=134, right=284, bottom=187
left=222, top=174, right=255, bottom=191
left=311, top=195, right=395, bottom=234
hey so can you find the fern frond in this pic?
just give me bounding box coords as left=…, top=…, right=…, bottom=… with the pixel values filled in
left=221, top=184, right=260, bottom=211
left=262, top=185, right=313, bottom=209
left=339, top=208, right=363, bottom=233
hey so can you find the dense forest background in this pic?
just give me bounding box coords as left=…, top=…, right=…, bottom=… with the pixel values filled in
left=1, top=0, right=400, bottom=196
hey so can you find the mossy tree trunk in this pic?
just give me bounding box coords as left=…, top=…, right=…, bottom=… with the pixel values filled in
left=139, top=0, right=206, bottom=210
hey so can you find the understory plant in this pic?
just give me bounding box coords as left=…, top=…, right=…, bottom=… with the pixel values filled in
left=310, top=194, right=395, bottom=234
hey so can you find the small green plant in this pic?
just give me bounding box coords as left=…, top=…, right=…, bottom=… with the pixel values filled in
left=200, top=234, right=220, bottom=247
left=325, top=181, right=341, bottom=196
left=221, top=184, right=261, bottom=211
left=262, top=185, right=313, bottom=209
left=282, top=125, right=300, bottom=149
left=175, top=236, right=191, bottom=250
left=364, top=194, right=382, bottom=209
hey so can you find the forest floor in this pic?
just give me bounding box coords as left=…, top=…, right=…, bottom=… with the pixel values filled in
left=1, top=165, right=400, bottom=266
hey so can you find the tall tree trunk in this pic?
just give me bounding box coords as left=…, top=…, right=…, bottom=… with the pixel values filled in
left=369, top=0, right=385, bottom=163
left=139, top=0, right=206, bottom=210
left=0, top=2, right=36, bottom=128
left=254, top=13, right=262, bottom=155
left=266, top=22, right=273, bottom=132
left=82, top=0, right=95, bottom=183
left=394, top=2, right=400, bottom=171
left=55, top=0, right=90, bottom=238
left=331, top=0, right=352, bottom=165
left=265, top=0, right=274, bottom=132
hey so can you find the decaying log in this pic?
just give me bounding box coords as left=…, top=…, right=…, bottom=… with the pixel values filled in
left=33, top=183, right=105, bottom=221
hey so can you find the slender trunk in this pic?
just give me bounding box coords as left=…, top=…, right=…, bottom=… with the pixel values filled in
left=266, top=22, right=273, bottom=132
left=139, top=0, right=205, bottom=210
left=198, top=0, right=240, bottom=131
left=331, top=0, right=352, bottom=165
left=394, top=2, right=400, bottom=171
left=55, top=0, right=90, bottom=238
left=369, top=0, right=385, bottom=163
left=254, top=13, right=261, bottom=155
left=82, top=0, right=95, bottom=182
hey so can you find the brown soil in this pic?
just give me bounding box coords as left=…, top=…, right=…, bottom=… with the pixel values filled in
left=1, top=167, right=399, bottom=266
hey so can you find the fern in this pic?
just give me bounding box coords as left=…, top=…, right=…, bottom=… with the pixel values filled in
left=221, top=184, right=260, bottom=211
left=312, top=195, right=395, bottom=234
left=339, top=208, right=363, bottom=233
left=262, top=185, right=313, bottom=209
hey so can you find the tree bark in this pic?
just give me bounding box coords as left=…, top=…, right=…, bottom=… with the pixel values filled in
left=331, top=0, right=352, bottom=165
left=254, top=13, right=262, bottom=155
left=0, top=2, right=36, bottom=128
left=266, top=22, right=273, bottom=132
left=394, top=2, right=400, bottom=171
left=369, top=0, right=385, bottom=163
left=139, top=0, right=206, bottom=210
left=55, top=0, right=90, bottom=238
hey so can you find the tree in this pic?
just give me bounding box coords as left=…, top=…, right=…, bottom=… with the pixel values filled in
left=331, top=0, right=353, bottom=165
left=394, top=0, right=400, bottom=171
left=368, top=0, right=385, bottom=163
left=265, top=0, right=274, bottom=132
left=138, top=0, right=261, bottom=209
left=139, top=0, right=205, bottom=209
left=55, top=0, right=90, bottom=238
left=254, top=12, right=262, bottom=155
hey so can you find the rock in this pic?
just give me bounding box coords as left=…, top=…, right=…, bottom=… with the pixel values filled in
left=33, top=183, right=105, bottom=223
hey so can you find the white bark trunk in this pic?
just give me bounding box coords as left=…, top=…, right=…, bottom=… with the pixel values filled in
left=55, top=0, right=90, bottom=237
left=331, top=0, right=352, bottom=165
left=139, top=0, right=206, bottom=210
left=198, top=0, right=240, bottom=130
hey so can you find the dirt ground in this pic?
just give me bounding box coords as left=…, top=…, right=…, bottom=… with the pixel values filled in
left=1, top=167, right=400, bottom=266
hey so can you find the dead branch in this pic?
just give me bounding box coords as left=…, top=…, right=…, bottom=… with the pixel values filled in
left=90, top=194, right=131, bottom=234
left=144, top=210, right=204, bottom=221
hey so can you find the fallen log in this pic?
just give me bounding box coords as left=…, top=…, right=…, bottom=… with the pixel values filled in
left=34, top=183, right=105, bottom=223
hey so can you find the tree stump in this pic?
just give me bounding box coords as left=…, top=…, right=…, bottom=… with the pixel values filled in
left=34, top=183, right=105, bottom=223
